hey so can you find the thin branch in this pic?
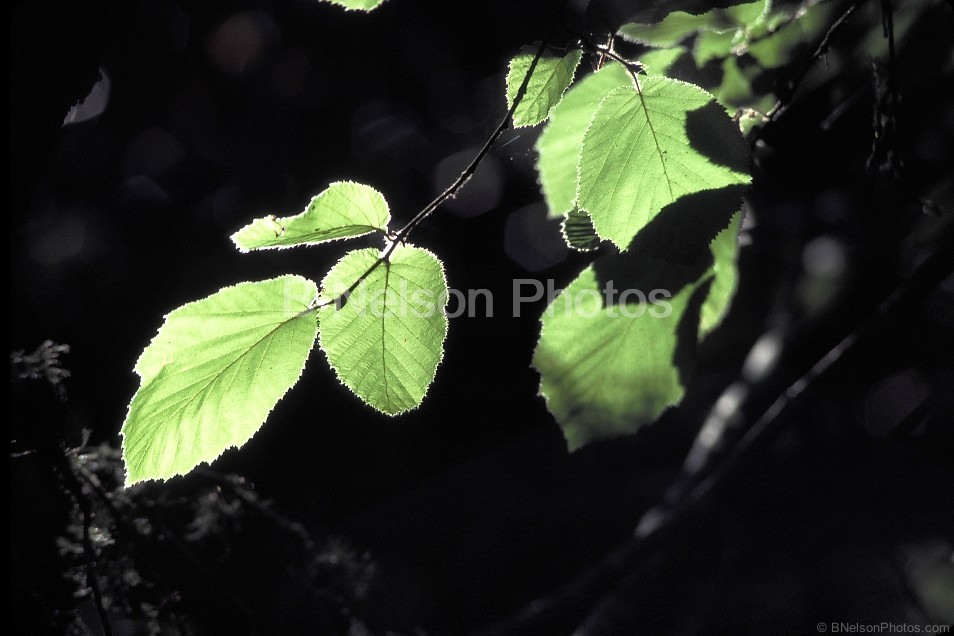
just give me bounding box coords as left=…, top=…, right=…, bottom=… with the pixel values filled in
left=578, top=35, right=674, bottom=200
left=397, top=40, right=552, bottom=239
left=867, top=0, right=900, bottom=174
left=880, top=0, right=897, bottom=84
left=193, top=467, right=319, bottom=555
left=312, top=0, right=570, bottom=311
left=10, top=339, right=71, bottom=399
left=58, top=457, right=114, bottom=636
left=763, top=0, right=864, bottom=123
left=74, top=462, right=257, bottom=620
left=79, top=500, right=113, bottom=636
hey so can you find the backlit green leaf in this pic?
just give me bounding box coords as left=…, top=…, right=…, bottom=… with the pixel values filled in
left=534, top=185, right=746, bottom=449
left=693, top=0, right=772, bottom=65
left=534, top=264, right=699, bottom=450
left=536, top=62, right=632, bottom=218
left=693, top=28, right=739, bottom=65
left=620, top=12, right=712, bottom=47
left=619, top=0, right=769, bottom=49
left=230, top=181, right=389, bottom=252
left=639, top=47, right=686, bottom=75
left=318, top=244, right=447, bottom=415
left=578, top=77, right=750, bottom=249
left=321, top=0, right=386, bottom=11
left=747, top=1, right=832, bottom=68
left=506, top=47, right=582, bottom=128
left=699, top=210, right=743, bottom=338
left=122, top=276, right=319, bottom=484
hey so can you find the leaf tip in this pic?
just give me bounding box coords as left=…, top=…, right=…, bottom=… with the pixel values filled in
left=229, top=232, right=253, bottom=254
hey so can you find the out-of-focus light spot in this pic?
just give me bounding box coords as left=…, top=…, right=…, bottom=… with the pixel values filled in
left=504, top=203, right=567, bottom=271
left=207, top=11, right=277, bottom=76
left=802, top=235, right=846, bottom=278
left=738, top=203, right=755, bottom=246
left=743, top=330, right=783, bottom=381
left=29, top=215, right=86, bottom=266
left=432, top=148, right=501, bottom=218
left=899, top=540, right=954, bottom=622
left=713, top=384, right=746, bottom=422
left=123, top=128, right=185, bottom=178
left=684, top=384, right=748, bottom=474
left=63, top=68, right=110, bottom=126
left=799, top=236, right=847, bottom=312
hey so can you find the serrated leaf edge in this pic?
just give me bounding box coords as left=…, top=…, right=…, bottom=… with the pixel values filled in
left=575, top=76, right=746, bottom=250
left=506, top=46, right=583, bottom=129
left=316, top=244, right=449, bottom=416
left=122, top=275, right=319, bottom=484
left=230, top=180, right=390, bottom=253
left=320, top=0, right=388, bottom=12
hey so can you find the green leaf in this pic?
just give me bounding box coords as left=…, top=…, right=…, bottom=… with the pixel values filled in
left=619, top=12, right=713, bottom=47
left=699, top=210, right=743, bottom=338
left=619, top=1, right=769, bottom=49
left=123, top=276, right=319, bottom=484
left=713, top=56, right=754, bottom=108
left=230, top=182, right=389, bottom=252
left=536, top=62, right=632, bottom=218
left=533, top=265, right=700, bottom=450
left=747, top=1, right=832, bottom=68
left=693, top=28, right=739, bottom=65
left=506, top=47, right=582, bottom=128
left=692, top=0, right=772, bottom=65
left=578, top=77, right=750, bottom=249
left=318, top=244, right=447, bottom=415
left=639, top=47, right=686, bottom=76
left=321, top=0, right=387, bottom=11
left=534, top=185, right=746, bottom=449
left=725, top=0, right=771, bottom=25
left=561, top=208, right=601, bottom=252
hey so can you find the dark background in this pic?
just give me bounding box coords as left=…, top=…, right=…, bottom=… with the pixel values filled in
left=11, top=0, right=954, bottom=634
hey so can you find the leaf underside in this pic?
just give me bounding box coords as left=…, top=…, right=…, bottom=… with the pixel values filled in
left=318, top=244, right=448, bottom=415
left=123, top=276, right=319, bottom=484
left=230, top=181, right=389, bottom=252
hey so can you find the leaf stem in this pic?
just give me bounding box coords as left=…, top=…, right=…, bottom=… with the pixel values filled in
left=761, top=0, right=862, bottom=125
left=395, top=38, right=551, bottom=240
left=579, top=35, right=675, bottom=201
